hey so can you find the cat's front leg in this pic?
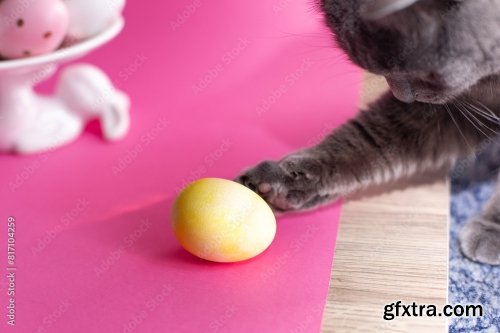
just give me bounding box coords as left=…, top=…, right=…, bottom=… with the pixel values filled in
left=237, top=94, right=486, bottom=212
left=236, top=136, right=393, bottom=212
left=460, top=175, right=500, bottom=265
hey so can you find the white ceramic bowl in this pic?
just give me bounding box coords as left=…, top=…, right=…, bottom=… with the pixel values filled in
left=0, top=17, right=124, bottom=73
left=0, top=18, right=129, bottom=155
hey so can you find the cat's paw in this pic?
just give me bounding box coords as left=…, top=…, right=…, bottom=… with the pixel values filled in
left=460, top=217, right=500, bottom=265
left=235, top=153, right=336, bottom=212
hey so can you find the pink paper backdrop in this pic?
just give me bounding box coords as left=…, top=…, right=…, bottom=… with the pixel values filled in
left=0, top=1, right=361, bottom=332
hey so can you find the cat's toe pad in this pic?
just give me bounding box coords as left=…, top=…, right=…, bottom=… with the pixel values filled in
left=258, top=183, right=272, bottom=194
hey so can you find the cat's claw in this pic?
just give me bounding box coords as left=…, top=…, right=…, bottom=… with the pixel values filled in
left=236, top=154, right=336, bottom=212
left=460, top=217, right=500, bottom=265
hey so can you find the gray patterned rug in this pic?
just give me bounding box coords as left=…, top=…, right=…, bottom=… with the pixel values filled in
left=449, top=140, right=500, bottom=333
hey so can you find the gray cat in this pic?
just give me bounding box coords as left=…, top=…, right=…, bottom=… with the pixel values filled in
left=236, top=0, right=500, bottom=265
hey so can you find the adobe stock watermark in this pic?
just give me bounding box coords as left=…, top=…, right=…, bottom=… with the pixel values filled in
left=198, top=200, right=253, bottom=260
left=94, top=218, right=153, bottom=278
left=209, top=304, right=237, bottom=332
left=0, top=0, right=35, bottom=29
left=256, top=58, right=315, bottom=117
left=451, top=136, right=499, bottom=179
left=192, top=37, right=251, bottom=95
left=122, top=284, right=174, bottom=333
left=29, top=64, right=57, bottom=86
left=6, top=216, right=17, bottom=326
left=90, top=53, right=149, bottom=112
left=118, top=53, right=149, bottom=82
left=306, top=122, right=336, bottom=146
left=170, top=0, right=202, bottom=32
left=273, top=0, right=296, bottom=14
left=260, top=224, right=319, bottom=281
left=8, top=143, right=60, bottom=193
left=112, top=117, right=170, bottom=176
left=290, top=305, right=323, bottom=333
left=31, top=198, right=90, bottom=256
left=174, top=138, right=233, bottom=193
left=8, top=155, right=47, bottom=193
left=32, top=300, right=71, bottom=333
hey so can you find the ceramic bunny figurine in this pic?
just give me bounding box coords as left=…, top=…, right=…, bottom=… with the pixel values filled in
left=0, top=64, right=129, bottom=154
left=57, top=64, right=130, bottom=142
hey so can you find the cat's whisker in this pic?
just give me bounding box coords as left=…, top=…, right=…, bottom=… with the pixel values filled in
left=466, top=105, right=498, bottom=122
left=445, top=103, right=474, bottom=151
left=458, top=101, right=500, bottom=137
left=473, top=100, right=500, bottom=121
left=468, top=107, right=499, bottom=124
left=462, top=99, right=499, bottom=123
left=459, top=102, right=500, bottom=138
left=452, top=102, right=493, bottom=139
left=456, top=100, right=496, bottom=128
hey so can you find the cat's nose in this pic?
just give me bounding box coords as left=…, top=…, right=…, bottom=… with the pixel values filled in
left=386, top=76, right=415, bottom=103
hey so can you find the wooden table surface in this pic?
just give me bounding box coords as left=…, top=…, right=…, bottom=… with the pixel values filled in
left=321, top=74, right=449, bottom=333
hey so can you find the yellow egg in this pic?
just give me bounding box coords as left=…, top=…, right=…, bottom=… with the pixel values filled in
left=172, top=178, right=276, bottom=263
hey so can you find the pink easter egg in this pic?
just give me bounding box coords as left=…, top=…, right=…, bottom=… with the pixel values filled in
left=0, top=0, right=69, bottom=59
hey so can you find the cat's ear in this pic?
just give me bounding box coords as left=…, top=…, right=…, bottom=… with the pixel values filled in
left=360, top=0, right=421, bottom=20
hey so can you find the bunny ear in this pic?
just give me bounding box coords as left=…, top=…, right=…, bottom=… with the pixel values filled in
left=360, top=0, right=421, bottom=20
